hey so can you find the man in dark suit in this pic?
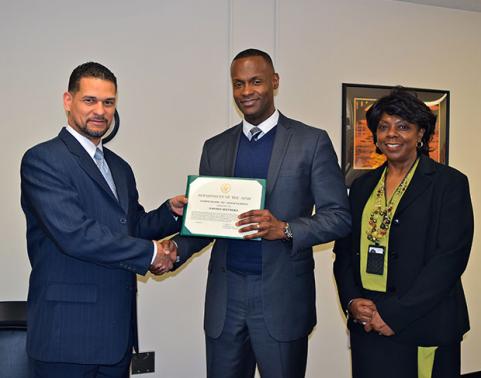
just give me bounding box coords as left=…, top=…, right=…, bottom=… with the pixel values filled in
left=164, top=49, right=351, bottom=377
left=21, top=62, right=185, bottom=377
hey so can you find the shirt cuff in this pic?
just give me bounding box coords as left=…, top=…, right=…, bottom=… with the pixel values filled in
left=150, top=241, right=157, bottom=265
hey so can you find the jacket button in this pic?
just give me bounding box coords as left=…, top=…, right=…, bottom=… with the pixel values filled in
left=393, top=218, right=400, bottom=225
left=120, top=218, right=127, bottom=224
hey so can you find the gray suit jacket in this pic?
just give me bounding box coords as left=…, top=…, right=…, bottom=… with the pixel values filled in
left=174, top=113, right=350, bottom=341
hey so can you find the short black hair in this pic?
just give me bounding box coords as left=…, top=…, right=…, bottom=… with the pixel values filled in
left=68, top=62, right=117, bottom=93
left=232, top=48, right=275, bottom=71
left=366, top=87, right=436, bottom=156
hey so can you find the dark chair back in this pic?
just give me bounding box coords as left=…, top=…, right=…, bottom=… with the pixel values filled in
left=0, top=301, right=31, bottom=378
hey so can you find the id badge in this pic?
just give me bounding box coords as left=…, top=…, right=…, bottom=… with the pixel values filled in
left=366, top=245, right=385, bottom=275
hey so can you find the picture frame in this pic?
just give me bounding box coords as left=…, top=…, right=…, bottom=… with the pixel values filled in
left=341, top=83, right=449, bottom=187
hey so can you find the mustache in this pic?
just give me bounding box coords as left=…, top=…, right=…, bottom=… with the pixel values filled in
left=88, top=117, right=108, bottom=123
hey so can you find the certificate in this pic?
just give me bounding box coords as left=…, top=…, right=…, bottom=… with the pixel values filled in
left=180, top=175, right=266, bottom=239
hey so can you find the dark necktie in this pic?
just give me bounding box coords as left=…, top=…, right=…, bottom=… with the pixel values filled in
left=249, top=126, right=262, bottom=141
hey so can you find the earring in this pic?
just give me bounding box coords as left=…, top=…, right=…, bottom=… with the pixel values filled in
left=417, top=140, right=424, bottom=149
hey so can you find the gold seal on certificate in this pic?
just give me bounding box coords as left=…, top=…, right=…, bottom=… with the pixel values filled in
left=180, top=175, right=266, bottom=239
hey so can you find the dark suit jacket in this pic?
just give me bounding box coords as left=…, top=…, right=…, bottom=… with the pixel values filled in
left=20, top=128, right=179, bottom=364
left=174, top=113, right=351, bottom=342
left=334, top=155, right=473, bottom=346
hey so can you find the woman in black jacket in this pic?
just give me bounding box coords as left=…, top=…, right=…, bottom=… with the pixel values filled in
left=334, top=88, right=474, bottom=378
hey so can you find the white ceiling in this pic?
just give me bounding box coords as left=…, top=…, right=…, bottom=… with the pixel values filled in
left=393, top=0, right=481, bottom=13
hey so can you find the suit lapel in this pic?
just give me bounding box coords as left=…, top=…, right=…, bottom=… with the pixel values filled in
left=224, top=124, right=243, bottom=176
left=104, top=150, right=129, bottom=212
left=266, top=113, right=293, bottom=194
left=58, top=128, right=120, bottom=205
left=395, top=155, right=435, bottom=216
left=224, top=114, right=294, bottom=193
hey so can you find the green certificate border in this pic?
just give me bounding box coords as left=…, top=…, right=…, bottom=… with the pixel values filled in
left=180, top=175, right=266, bottom=240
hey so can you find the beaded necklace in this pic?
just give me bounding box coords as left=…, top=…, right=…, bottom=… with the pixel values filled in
left=366, top=158, right=418, bottom=245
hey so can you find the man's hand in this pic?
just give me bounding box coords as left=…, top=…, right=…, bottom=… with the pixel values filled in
left=149, top=240, right=178, bottom=275
left=348, top=298, right=377, bottom=325
left=236, top=209, right=286, bottom=240
left=366, top=311, right=395, bottom=336
left=169, top=195, right=188, bottom=216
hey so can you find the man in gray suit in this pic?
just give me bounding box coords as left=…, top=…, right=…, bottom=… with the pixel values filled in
left=165, top=49, right=351, bottom=377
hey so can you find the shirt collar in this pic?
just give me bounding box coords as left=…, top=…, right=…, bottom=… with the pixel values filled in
left=242, top=109, right=279, bottom=141
left=66, top=125, right=103, bottom=159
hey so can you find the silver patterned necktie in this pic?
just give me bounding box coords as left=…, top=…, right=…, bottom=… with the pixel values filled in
left=94, top=148, right=118, bottom=200
left=249, top=126, right=262, bottom=141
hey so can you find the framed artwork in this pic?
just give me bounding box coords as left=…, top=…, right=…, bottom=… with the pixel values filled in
left=341, top=83, right=449, bottom=187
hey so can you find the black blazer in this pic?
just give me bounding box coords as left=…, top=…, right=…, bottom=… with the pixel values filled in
left=334, top=155, right=474, bottom=346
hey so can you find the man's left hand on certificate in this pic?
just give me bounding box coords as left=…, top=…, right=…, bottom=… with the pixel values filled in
left=236, top=209, right=287, bottom=240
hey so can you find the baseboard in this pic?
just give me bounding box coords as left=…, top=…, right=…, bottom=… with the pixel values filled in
left=462, top=371, right=481, bottom=377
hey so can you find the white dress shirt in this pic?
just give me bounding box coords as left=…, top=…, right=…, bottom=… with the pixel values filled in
left=242, top=109, right=279, bottom=141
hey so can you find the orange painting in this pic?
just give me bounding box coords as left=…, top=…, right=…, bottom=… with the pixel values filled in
left=352, top=97, right=443, bottom=170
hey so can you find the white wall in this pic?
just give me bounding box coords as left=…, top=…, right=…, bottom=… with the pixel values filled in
left=1, top=0, right=480, bottom=376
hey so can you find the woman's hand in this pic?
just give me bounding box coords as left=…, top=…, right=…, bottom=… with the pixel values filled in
left=348, top=298, right=377, bottom=325
left=365, top=311, right=395, bottom=336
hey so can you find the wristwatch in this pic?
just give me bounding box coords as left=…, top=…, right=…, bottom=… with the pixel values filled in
left=283, top=222, right=293, bottom=241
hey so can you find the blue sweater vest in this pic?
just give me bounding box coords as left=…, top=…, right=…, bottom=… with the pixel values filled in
left=227, top=127, right=276, bottom=274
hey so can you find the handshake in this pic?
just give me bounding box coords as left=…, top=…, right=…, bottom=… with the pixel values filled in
left=149, top=195, right=186, bottom=276
left=348, top=298, right=395, bottom=337
left=150, top=239, right=178, bottom=275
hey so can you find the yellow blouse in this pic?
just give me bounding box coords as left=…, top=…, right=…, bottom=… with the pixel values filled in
left=360, top=159, right=419, bottom=292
